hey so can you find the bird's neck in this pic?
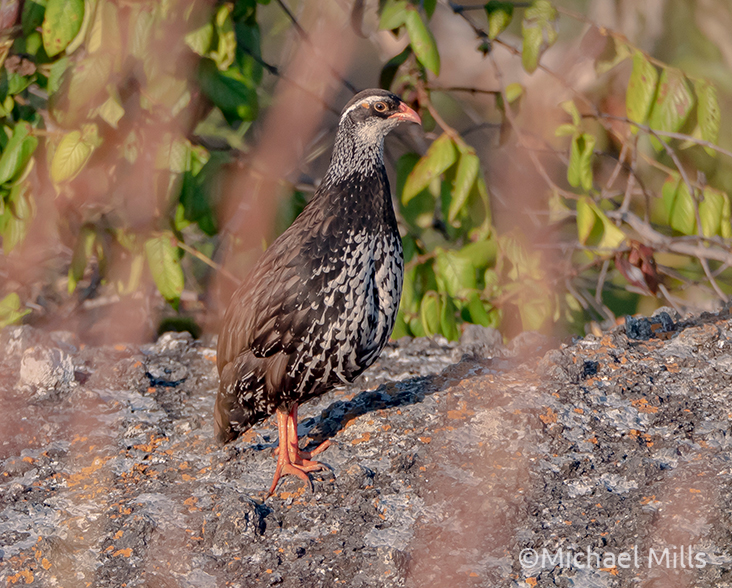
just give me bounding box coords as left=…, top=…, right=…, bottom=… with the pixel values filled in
left=321, top=121, right=387, bottom=187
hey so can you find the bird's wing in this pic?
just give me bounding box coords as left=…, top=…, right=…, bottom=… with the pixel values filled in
left=216, top=196, right=332, bottom=372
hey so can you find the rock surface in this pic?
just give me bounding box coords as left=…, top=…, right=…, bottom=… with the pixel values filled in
left=1, top=310, right=732, bottom=587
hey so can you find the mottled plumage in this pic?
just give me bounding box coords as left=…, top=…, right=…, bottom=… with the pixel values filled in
left=215, top=89, right=421, bottom=494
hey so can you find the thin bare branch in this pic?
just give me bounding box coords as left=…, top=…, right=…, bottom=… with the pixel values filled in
left=275, top=0, right=358, bottom=94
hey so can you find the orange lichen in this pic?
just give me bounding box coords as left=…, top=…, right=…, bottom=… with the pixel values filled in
left=539, top=407, right=557, bottom=424
left=7, top=570, right=34, bottom=584
left=351, top=432, right=371, bottom=445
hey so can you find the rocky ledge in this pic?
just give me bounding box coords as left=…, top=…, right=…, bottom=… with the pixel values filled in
left=1, top=308, right=732, bottom=587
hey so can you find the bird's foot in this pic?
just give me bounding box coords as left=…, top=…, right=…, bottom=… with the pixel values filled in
left=267, top=406, right=332, bottom=497
left=267, top=449, right=330, bottom=496
left=272, top=438, right=330, bottom=460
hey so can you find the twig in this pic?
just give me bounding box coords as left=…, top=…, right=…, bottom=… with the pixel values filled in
left=657, top=283, right=685, bottom=316
left=598, top=113, right=732, bottom=161
left=607, top=210, right=732, bottom=265
left=175, top=239, right=242, bottom=286
left=428, top=85, right=500, bottom=96
left=487, top=52, right=577, bottom=199
left=239, top=46, right=341, bottom=116
left=595, top=259, right=610, bottom=304
left=618, top=135, right=637, bottom=217
left=417, top=85, right=462, bottom=143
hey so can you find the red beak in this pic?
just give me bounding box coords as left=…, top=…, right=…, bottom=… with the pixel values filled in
left=389, top=102, right=422, bottom=125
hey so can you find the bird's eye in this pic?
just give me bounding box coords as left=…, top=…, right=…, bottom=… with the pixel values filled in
left=373, top=102, right=387, bottom=112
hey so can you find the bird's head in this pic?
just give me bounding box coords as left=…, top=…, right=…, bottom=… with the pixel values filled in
left=339, top=89, right=421, bottom=141
left=324, top=89, right=421, bottom=183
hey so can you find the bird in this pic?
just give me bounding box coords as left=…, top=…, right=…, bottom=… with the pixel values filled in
left=215, top=88, right=421, bottom=495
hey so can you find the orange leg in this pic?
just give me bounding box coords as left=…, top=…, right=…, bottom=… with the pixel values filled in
left=267, top=403, right=331, bottom=496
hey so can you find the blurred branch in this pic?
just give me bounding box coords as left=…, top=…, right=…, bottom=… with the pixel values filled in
left=240, top=47, right=341, bottom=115
left=274, top=0, right=358, bottom=94
left=487, top=52, right=578, bottom=199
left=428, top=85, right=500, bottom=96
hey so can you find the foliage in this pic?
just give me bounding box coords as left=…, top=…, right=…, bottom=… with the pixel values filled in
left=377, top=0, right=732, bottom=339
left=0, top=0, right=731, bottom=341
left=0, top=0, right=267, bottom=310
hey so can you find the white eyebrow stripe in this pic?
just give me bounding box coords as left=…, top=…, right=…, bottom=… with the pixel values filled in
left=341, top=95, right=387, bottom=119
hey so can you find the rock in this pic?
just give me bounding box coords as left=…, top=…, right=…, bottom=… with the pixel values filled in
left=3, top=310, right=732, bottom=587
left=1, top=324, right=41, bottom=356
left=145, top=357, right=189, bottom=387
left=624, top=314, right=653, bottom=340
left=17, top=346, right=76, bottom=398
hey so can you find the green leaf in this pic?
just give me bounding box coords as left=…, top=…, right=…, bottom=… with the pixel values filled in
left=699, top=187, right=725, bottom=237
left=403, top=134, right=456, bottom=204
left=521, top=21, right=541, bottom=74
left=440, top=295, right=460, bottom=341
left=548, top=190, right=572, bottom=223
left=595, top=36, right=630, bottom=75
left=404, top=8, right=440, bottom=75
left=22, top=0, right=47, bottom=37
left=521, top=0, right=557, bottom=74
left=0, top=122, right=38, bottom=185
left=116, top=252, right=145, bottom=296
left=596, top=209, right=625, bottom=250
left=400, top=265, right=418, bottom=314
left=129, top=7, right=154, bottom=60
left=409, top=315, right=426, bottom=338
left=0, top=292, right=30, bottom=328
left=466, top=293, right=492, bottom=327
left=576, top=197, right=625, bottom=250
left=66, top=52, right=114, bottom=114
left=46, top=56, right=69, bottom=96
left=145, top=233, right=184, bottom=303
left=419, top=291, right=441, bottom=337
left=662, top=174, right=696, bottom=235
left=555, top=123, right=577, bottom=137
left=185, top=22, right=214, bottom=57
left=142, top=74, right=191, bottom=117
left=560, top=99, right=581, bottom=126
left=155, top=133, right=189, bottom=173
left=485, top=1, right=514, bottom=40
left=694, top=79, right=720, bottom=157
left=625, top=51, right=658, bottom=131
left=68, top=224, right=96, bottom=294
left=505, top=82, right=523, bottom=104
left=519, top=291, right=552, bottom=331
left=391, top=310, right=409, bottom=339
left=459, top=238, right=497, bottom=269
left=198, top=59, right=258, bottom=123
left=210, top=4, right=236, bottom=70
left=1, top=179, right=33, bottom=253
left=448, top=150, right=480, bottom=223
left=576, top=196, right=596, bottom=244
left=42, top=0, right=84, bottom=57
left=379, top=0, right=408, bottom=30
left=567, top=132, right=595, bottom=192
left=722, top=191, right=732, bottom=239
left=66, top=0, right=97, bottom=55
left=647, top=68, right=694, bottom=150
left=7, top=70, right=35, bottom=96
left=380, top=45, right=412, bottom=91
left=435, top=247, right=476, bottom=297
left=50, top=126, right=98, bottom=184
left=98, top=88, right=125, bottom=128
